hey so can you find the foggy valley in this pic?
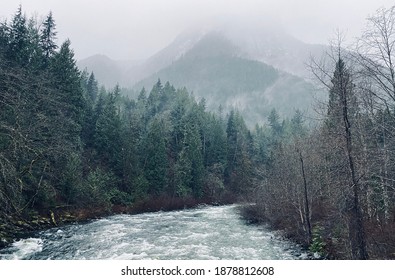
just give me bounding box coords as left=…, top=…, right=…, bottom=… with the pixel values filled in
left=1, top=0, right=395, bottom=262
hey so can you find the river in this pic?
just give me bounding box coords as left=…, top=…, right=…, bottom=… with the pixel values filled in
left=0, top=204, right=305, bottom=260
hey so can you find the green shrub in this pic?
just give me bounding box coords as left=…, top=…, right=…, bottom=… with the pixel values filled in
left=80, top=168, right=115, bottom=209
left=309, top=225, right=326, bottom=255
left=108, top=188, right=132, bottom=205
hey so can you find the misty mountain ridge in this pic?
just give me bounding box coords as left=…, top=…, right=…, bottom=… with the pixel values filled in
left=77, top=54, right=141, bottom=88
left=78, top=21, right=327, bottom=84
left=78, top=28, right=208, bottom=88
left=78, top=24, right=326, bottom=125
left=219, top=21, right=327, bottom=79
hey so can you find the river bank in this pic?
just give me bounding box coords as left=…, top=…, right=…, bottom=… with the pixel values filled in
left=238, top=203, right=327, bottom=259
left=0, top=195, right=233, bottom=250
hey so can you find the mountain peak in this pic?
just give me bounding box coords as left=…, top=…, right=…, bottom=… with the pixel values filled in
left=77, top=20, right=327, bottom=95
left=182, top=31, right=239, bottom=59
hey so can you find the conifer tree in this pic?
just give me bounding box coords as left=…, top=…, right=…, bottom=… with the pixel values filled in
left=147, top=79, right=163, bottom=116
left=40, top=11, right=57, bottom=59
left=94, top=89, right=122, bottom=170
left=87, top=72, right=99, bottom=104
left=26, top=17, right=44, bottom=70
left=328, top=58, right=368, bottom=259
left=8, top=6, right=29, bottom=65
left=205, top=114, right=227, bottom=168
left=268, top=108, right=283, bottom=140
left=290, top=109, right=306, bottom=137
left=144, top=118, right=168, bottom=195
left=51, top=39, right=84, bottom=130
left=225, top=110, right=252, bottom=195
left=181, top=113, right=204, bottom=197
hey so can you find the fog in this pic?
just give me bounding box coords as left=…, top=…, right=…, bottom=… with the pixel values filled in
left=1, top=0, right=394, bottom=60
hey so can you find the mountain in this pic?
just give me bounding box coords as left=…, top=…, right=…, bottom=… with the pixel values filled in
left=134, top=32, right=317, bottom=126
left=77, top=54, right=140, bottom=88
left=124, top=29, right=207, bottom=87
left=77, top=22, right=327, bottom=125
left=217, top=18, right=327, bottom=79
left=78, top=23, right=327, bottom=85
left=77, top=30, right=206, bottom=88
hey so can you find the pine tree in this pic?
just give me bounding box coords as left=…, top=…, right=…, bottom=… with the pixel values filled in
left=50, top=39, right=84, bottom=130
left=94, top=89, right=122, bottom=170
left=144, top=118, right=168, bottom=195
left=225, top=110, right=252, bottom=195
left=119, top=98, right=142, bottom=194
left=40, top=11, right=57, bottom=59
left=205, top=114, right=227, bottom=168
left=147, top=79, right=163, bottom=117
left=326, top=59, right=358, bottom=132
left=26, top=17, right=44, bottom=70
left=268, top=108, right=283, bottom=140
left=181, top=114, right=204, bottom=197
left=328, top=58, right=368, bottom=259
left=137, top=87, right=147, bottom=103
left=8, top=6, right=29, bottom=65
left=87, top=72, right=99, bottom=104
left=290, top=109, right=306, bottom=137
left=201, top=113, right=227, bottom=199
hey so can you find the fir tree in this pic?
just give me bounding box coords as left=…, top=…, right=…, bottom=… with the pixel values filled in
left=144, top=118, right=168, bottom=195
left=40, top=11, right=57, bottom=59
left=8, top=6, right=29, bottom=65
left=51, top=39, right=84, bottom=129
left=87, top=72, right=99, bottom=104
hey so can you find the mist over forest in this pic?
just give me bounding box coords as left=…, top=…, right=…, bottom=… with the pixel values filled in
left=1, top=3, right=395, bottom=260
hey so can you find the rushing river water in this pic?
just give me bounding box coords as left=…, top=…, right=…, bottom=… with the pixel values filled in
left=0, top=205, right=305, bottom=260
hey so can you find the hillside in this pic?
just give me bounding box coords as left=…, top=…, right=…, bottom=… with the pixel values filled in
left=134, top=32, right=317, bottom=125
left=77, top=25, right=325, bottom=125
left=77, top=54, right=140, bottom=88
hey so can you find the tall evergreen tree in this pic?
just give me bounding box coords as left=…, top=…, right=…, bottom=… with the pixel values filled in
left=144, top=118, right=168, bottom=195
left=180, top=113, right=204, bottom=197
left=147, top=79, right=163, bottom=117
left=26, top=17, right=44, bottom=70
left=268, top=108, right=283, bottom=140
left=225, top=110, right=252, bottom=195
left=50, top=39, right=84, bottom=130
left=94, top=89, right=122, bottom=170
left=40, top=11, right=57, bottom=59
left=87, top=72, right=99, bottom=104
left=290, top=109, right=306, bottom=137
left=8, top=6, right=29, bottom=65
left=328, top=58, right=368, bottom=259
left=205, top=114, right=227, bottom=168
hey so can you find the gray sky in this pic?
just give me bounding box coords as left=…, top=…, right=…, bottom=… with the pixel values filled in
left=1, top=0, right=394, bottom=60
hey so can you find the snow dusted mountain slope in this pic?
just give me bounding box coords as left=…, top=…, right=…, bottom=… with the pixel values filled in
left=124, top=29, right=208, bottom=87
left=217, top=18, right=328, bottom=79
left=134, top=32, right=319, bottom=126
left=78, top=21, right=327, bottom=87
left=78, top=22, right=327, bottom=125
left=78, top=29, right=208, bottom=88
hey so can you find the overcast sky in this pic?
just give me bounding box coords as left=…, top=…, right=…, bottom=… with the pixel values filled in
left=1, top=0, right=394, bottom=60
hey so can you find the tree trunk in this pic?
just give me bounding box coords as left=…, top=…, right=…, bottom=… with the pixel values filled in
left=299, top=149, right=312, bottom=243
left=341, top=81, right=369, bottom=260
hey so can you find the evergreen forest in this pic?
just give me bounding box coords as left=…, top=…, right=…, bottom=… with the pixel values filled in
left=1, top=6, right=395, bottom=259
